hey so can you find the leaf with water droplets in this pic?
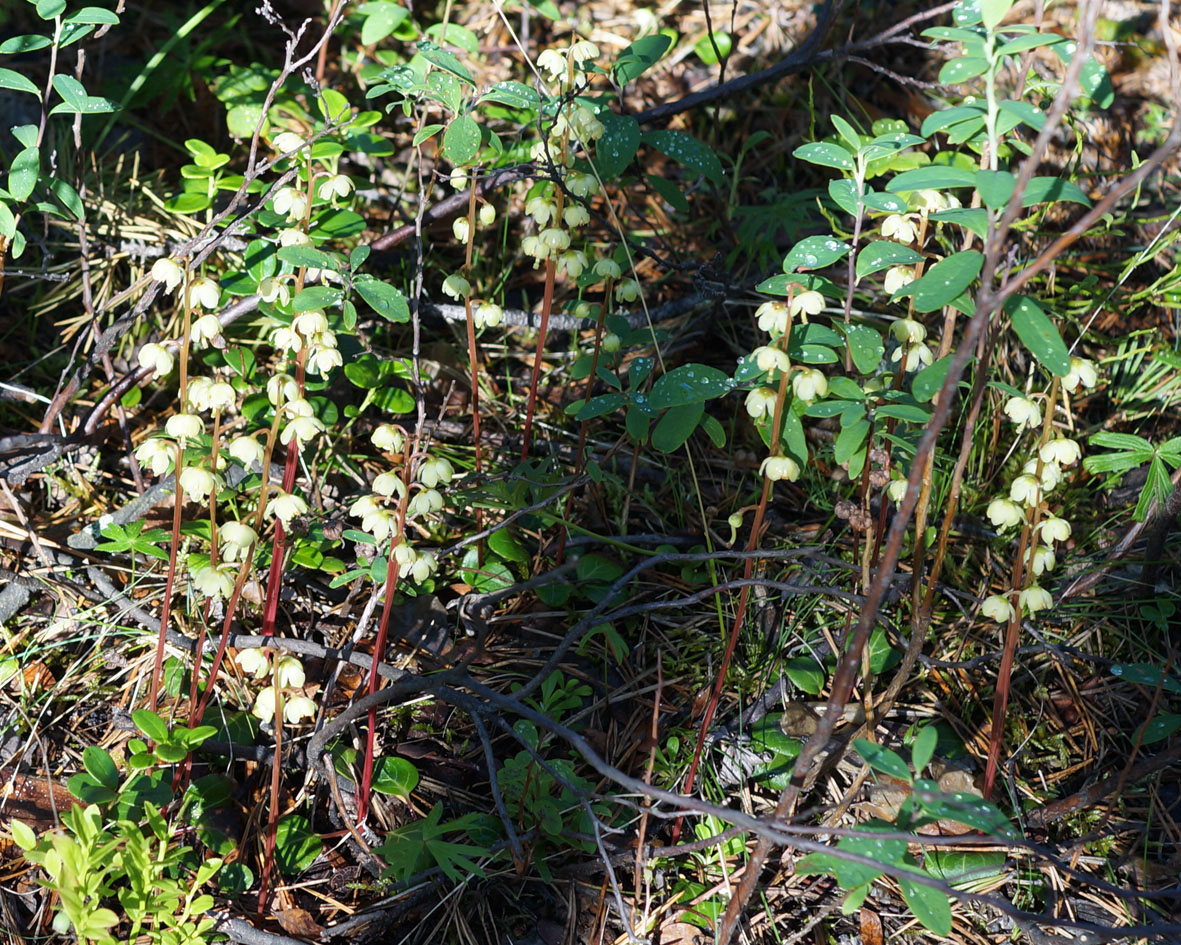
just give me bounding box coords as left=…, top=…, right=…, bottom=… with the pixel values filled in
left=783, top=235, right=849, bottom=272
left=593, top=111, right=640, bottom=180
left=641, top=130, right=724, bottom=186
left=649, top=363, right=732, bottom=410
left=355, top=276, right=409, bottom=323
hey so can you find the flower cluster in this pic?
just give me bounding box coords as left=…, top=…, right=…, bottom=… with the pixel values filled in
left=234, top=649, right=316, bottom=725
left=981, top=360, right=1099, bottom=623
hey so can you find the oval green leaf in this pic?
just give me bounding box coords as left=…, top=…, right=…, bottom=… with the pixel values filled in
left=906, top=250, right=982, bottom=313
left=1005, top=294, right=1069, bottom=376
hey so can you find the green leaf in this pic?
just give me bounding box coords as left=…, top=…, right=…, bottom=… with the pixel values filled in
left=913, top=779, right=1018, bottom=837
left=998, top=32, right=1066, bottom=55
left=793, top=141, right=854, bottom=171
left=8, top=147, right=39, bottom=203
left=854, top=739, right=912, bottom=782
left=835, top=419, right=871, bottom=467
left=9, top=819, right=37, bottom=851
left=442, top=115, right=481, bottom=165
left=488, top=528, right=530, bottom=564
left=480, top=81, right=540, bottom=110
left=292, top=285, right=343, bottom=311
left=652, top=402, right=705, bottom=452
left=0, top=35, right=51, bottom=55
left=1088, top=432, right=1153, bottom=452
left=900, top=876, right=953, bottom=936
left=855, top=240, right=924, bottom=279
left=785, top=656, right=824, bottom=695
left=642, top=130, right=724, bottom=186
left=828, top=178, right=861, bottom=216
left=648, top=364, right=732, bottom=409
left=1110, top=662, right=1181, bottom=694
left=133, top=709, right=170, bottom=744
left=82, top=746, right=119, bottom=789
left=355, top=277, right=409, bottom=322
left=358, top=2, right=410, bottom=45
left=274, top=815, right=321, bottom=876
left=0, top=68, right=41, bottom=96
left=911, top=725, right=938, bottom=775
left=886, top=166, right=976, bottom=192
left=1140, top=712, right=1181, bottom=744
left=647, top=173, right=689, bottom=212
left=593, top=111, right=640, bottom=179
left=981, top=0, right=1014, bottom=28
left=372, top=756, right=420, bottom=797
left=1021, top=176, right=1091, bottom=207
left=906, top=250, right=983, bottom=313
left=783, top=235, right=849, bottom=272
left=1005, top=294, right=1069, bottom=376
left=36, top=0, right=67, bottom=18
left=939, top=56, right=989, bottom=83
left=576, top=393, right=627, bottom=420
left=65, top=6, right=121, bottom=24
left=416, top=41, right=474, bottom=85
left=975, top=169, right=1014, bottom=208
left=841, top=324, right=885, bottom=374
left=613, top=34, right=672, bottom=86
left=931, top=206, right=988, bottom=238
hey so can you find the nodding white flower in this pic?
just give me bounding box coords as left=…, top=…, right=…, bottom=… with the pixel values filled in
left=442, top=273, right=471, bottom=300
left=138, top=342, right=175, bottom=377
left=558, top=250, right=588, bottom=279
left=987, top=497, right=1024, bottom=530
left=192, top=562, right=235, bottom=600
left=187, top=277, right=220, bottom=310
left=265, top=491, right=308, bottom=529
left=1004, top=396, right=1042, bottom=430
left=1023, top=457, right=1062, bottom=493
left=601, top=332, right=621, bottom=353
left=753, top=346, right=790, bottom=377
left=283, top=696, right=317, bottom=724
left=892, top=341, right=934, bottom=371
left=473, top=302, right=503, bottom=329
left=448, top=169, right=468, bottom=191
left=1019, top=584, right=1053, bottom=614
left=317, top=174, right=353, bottom=202
left=537, top=48, right=567, bottom=78
left=293, top=310, right=328, bottom=337
left=539, top=228, right=570, bottom=253
left=179, top=466, right=220, bottom=503
left=1028, top=544, right=1056, bottom=576
left=135, top=438, right=174, bottom=477
left=408, top=488, right=444, bottom=518
left=452, top=217, right=471, bottom=244
left=270, top=324, right=302, bottom=353
left=372, top=471, right=405, bottom=497
left=615, top=278, right=640, bottom=302
left=908, top=189, right=949, bottom=213
left=1040, top=436, right=1082, bottom=467
left=1039, top=515, right=1072, bottom=544
left=981, top=594, right=1016, bottom=623
left=280, top=414, right=325, bottom=448
left=309, top=345, right=343, bottom=376
left=275, top=655, right=305, bottom=688
left=359, top=503, right=396, bottom=542
left=756, top=301, right=790, bottom=336
left=562, top=205, right=590, bottom=229
left=409, top=550, right=438, bottom=583
left=570, top=108, right=604, bottom=142
left=228, top=434, right=264, bottom=468
left=418, top=455, right=455, bottom=488
left=568, top=172, right=598, bottom=197
left=267, top=373, right=298, bottom=407
left=1009, top=473, right=1042, bottom=505
left=595, top=259, right=622, bottom=281
left=278, top=228, right=312, bottom=248
left=259, top=276, right=291, bottom=305
left=235, top=648, right=270, bottom=679
left=151, top=257, right=184, bottom=293
left=372, top=424, right=405, bottom=452
left=271, top=132, right=305, bottom=155
left=760, top=455, right=802, bottom=482
left=569, top=40, right=599, bottom=63
left=220, top=521, right=258, bottom=562
left=478, top=202, right=496, bottom=226
left=522, top=235, right=546, bottom=262
left=205, top=381, right=235, bottom=413
left=190, top=314, right=223, bottom=348
left=792, top=367, right=828, bottom=402
left=890, top=318, right=927, bottom=344
left=881, top=213, right=918, bottom=243
left=884, top=266, right=916, bottom=296
left=166, top=412, right=203, bottom=443
left=252, top=687, right=278, bottom=723
left=1062, top=356, right=1098, bottom=393
left=745, top=387, right=777, bottom=420
left=273, top=186, right=308, bottom=221
left=886, top=476, right=908, bottom=505
left=790, top=290, right=825, bottom=319
left=525, top=196, right=556, bottom=226
left=186, top=376, right=213, bottom=412
left=349, top=494, right=380, bottom=519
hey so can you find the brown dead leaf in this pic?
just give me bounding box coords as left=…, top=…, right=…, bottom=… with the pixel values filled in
left=860, top=905, right=884, bottom=945
left=657, top=919, right=705, bottom=945
left=274, top=905, right=324, bottom=938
